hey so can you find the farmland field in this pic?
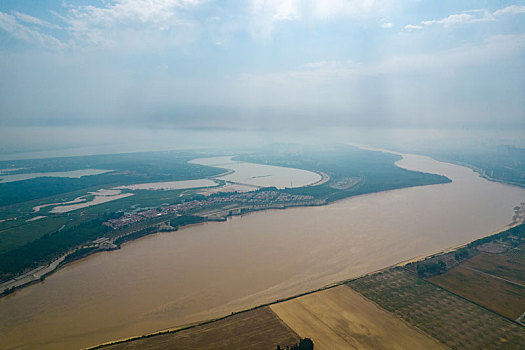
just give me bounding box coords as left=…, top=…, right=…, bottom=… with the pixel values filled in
left=270, top=285, right=446, bottom=350
left=430, top=245, right=525, bottom=320
left=102, top=307, right=299, bottom=350
left=348, top=268, right=525, bottom=349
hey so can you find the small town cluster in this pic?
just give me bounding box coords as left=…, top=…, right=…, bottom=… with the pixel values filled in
left=103, top=190, right=315, bottom=229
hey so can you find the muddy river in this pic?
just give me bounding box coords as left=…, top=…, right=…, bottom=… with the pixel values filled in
left=1, top=152, right=524, bottom=349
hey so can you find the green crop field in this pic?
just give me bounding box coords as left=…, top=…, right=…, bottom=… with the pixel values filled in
left=430, top=245, right=525, bottom=320
left=348, top=268, right=525, bottom=349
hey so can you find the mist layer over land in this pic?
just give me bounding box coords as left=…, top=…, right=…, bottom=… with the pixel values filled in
left=1, top=1, right=524, bottom=156
left=1, top=126, right=524, bottom=162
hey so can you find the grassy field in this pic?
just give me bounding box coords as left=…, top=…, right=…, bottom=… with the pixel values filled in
left=457, top=245, right=525, bottom=283
left=0, top=216, right=70, bottom=253
left=0, top=188, right=197, bottom=261
left=270, top=285, right=446, bottom=350
left=81, top=189, right=189, bottom=215
left=101, top=307, right=300, bottom=350
left=235, top=144, right=451, bottom=203
left=430, top=246, right=525, bottom=320
left=348, top=268, right=525, bottom=350
left=0, top=151, right=225, bottom=206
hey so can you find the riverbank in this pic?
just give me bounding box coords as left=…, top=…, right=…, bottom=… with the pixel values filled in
left=0, top=198, right=329, bottom=297
left=434, top=158, right=525, bottom=189
left=0, top=154, right=443, bottom=298
left=351, top=143, right=525, bottom=190
left=3, top=147, right=524, bottom=350
left=0, top=242, right=121, bottom=297
left=1, top=215, right=211, bottom=296
left=89, top=220, right=525, bottom=349
left=0, top=249, right=75, bottom=296
left=0, top=146, right=451, bottom=297
left=1, top=173, right=448, bottom=298
left=395, top=206, right=525, bottom=268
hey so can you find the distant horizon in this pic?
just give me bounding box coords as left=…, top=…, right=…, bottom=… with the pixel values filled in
left=1, top=125, right=524, bottom=162
left=1, top=1, right=524, bottom=137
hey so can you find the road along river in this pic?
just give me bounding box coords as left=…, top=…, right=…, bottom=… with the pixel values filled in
left=1, top=151, right=524, bottom=349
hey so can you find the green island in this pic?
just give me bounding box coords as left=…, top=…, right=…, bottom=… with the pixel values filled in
left=235, top=144, right=450, bottom=202
left=0, top=145, right=450, bottom=294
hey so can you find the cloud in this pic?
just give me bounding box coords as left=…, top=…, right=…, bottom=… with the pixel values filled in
left=493, top=5, right=525, bottom=16
left=249, top=0, right=300, bottom=37
left=252, top=0, right=300, bottom=22
left=404, top=24, right=422, bottom=30
left=62, top=0, right=203, bottom=46
left=310, top=0, right=376, bottom=20
left=221, top=33, right=525, bottom=128
left=67, top=0, right=200, bottom=26
left=421, top=10, right=494, bottom=27
left=236, top=33, right=525, bottom=89
left=1, top=31, right=524, bottom=130
left=0, top=0, right=392, bottom=49
left=248, top=0, right=396, bottom=38
left=376, top=34, right=525, bottom=74
left=251, top=0, right=387, bottom=22
left=406, top=5, right=525, bottom=31
left=380, top=22, right=393, bottom=28
left=13, top=11, right=62, bottom=29
left=0, top=1, right=204, bottom=49
left=0, top=11, right=65, bottom=49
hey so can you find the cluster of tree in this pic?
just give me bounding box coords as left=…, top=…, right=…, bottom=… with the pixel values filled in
left=114, top=215, right=206, bottom=246
left=113, top=226, right=159, bottom=246
left=468, top=223, right=525, bottom=249
left=410, top=223, right=525, bottom=279
left=61, top=247, right=98, bottom=265
left=0, top=212, right=208, bottom=282
left=1, top=286, right=15, bottom=296
left=103, top=211, right=124, bottom=220
left=416, top=260, right=446, bottom=278
left=277, top=338, right=314, bottom=350
left=454, top=247, right=472, bottom=261
left=0, top=218, right=110, bottom=282
left=168, top=215, right=206, bottom=229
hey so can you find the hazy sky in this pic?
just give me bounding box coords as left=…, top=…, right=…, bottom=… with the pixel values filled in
left=0, top=0, right=524, bottom=132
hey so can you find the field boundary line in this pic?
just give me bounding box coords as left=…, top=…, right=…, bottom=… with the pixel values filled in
left=423, top=276, right=525, bottom=328
left=459, top=265, right=525, bottom=288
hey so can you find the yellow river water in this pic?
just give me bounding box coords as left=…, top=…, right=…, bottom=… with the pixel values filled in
left=1, top=152, right=524, bottom=349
